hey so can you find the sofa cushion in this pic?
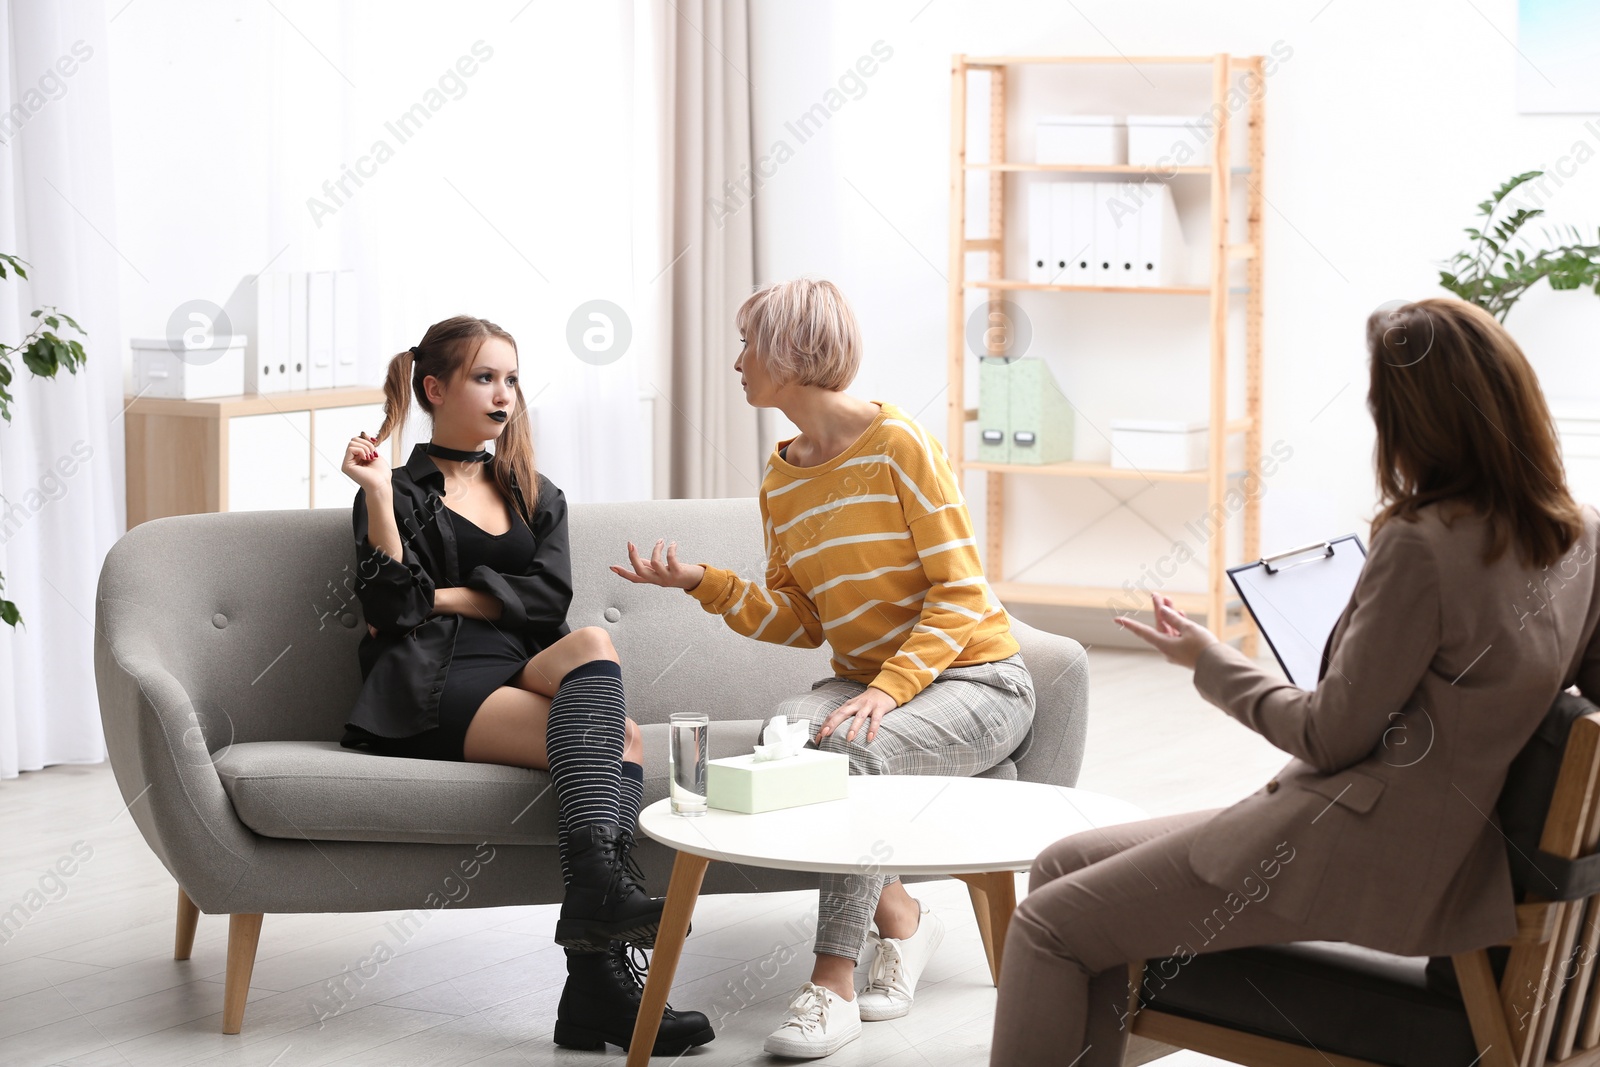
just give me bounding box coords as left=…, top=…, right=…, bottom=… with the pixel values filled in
left=215, top=741, right=560, bottom=845
left=218, top=722, right=765, bottom=845
left=219, top=719, right=1018, bottom=846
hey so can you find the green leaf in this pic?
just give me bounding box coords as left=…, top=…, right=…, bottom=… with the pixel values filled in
left=1440, top=169, right=1600, bottom=321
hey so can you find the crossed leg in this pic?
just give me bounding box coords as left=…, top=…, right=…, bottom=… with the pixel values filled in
left=462, top=625, right=642, bottom=768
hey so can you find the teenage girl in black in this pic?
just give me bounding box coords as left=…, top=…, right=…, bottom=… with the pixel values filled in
left=339, top=314, right=712, bottom=1055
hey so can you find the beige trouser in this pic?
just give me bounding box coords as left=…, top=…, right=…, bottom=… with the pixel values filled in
left=989, top=808, right=1346, bottom=1067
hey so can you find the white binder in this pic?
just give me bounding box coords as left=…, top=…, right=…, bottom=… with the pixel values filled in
left=288, top=271, right=309, bottom=390
left=1226, top=535, right=1369, bottom=690
left=1136, top=182, right=1186, bottom=287
left=333, top=269, right=358, bottom=387
left=1027, top=183, right=1053, bottom=285
left=1068, top=182, right=1096, bottom=285
left=307, top=270, right=335, bottom=389
left=1048, top=182, right=1073, bottom=285
left=1090, top=181, right=1119, bottom=285
left=1112, top=181, right=1140, bottom=284
left=245, top=272, right=292, bottom=394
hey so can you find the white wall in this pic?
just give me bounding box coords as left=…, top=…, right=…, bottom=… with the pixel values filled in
left=747, top=0, right=1600, bottom=644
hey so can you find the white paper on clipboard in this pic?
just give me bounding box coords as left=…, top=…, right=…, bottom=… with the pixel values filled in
left=1226, top=534, right=1367, bottom=690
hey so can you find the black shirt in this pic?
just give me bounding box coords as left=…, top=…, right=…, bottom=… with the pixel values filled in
left=343, top=443, right=573, bottom=741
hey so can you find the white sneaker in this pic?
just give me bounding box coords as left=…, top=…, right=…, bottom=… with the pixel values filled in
left=762, top=981, right=862, bottom=1058
left=857, top=904, right=945, bottom=1021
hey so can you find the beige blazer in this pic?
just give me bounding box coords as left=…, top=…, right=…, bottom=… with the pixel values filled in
left=1189, top=501, right=1600, bottom=957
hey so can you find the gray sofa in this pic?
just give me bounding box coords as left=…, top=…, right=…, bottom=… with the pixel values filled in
left=93, top=496, right=1088, bottom=1033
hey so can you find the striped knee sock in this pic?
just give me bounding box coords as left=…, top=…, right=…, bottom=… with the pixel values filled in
left=619, top=760, right=644, bottom=838
left=546, top=659, right=626, bottom=881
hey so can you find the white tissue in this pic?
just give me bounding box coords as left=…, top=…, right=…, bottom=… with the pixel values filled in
left=750, top=714, right=809, bottom=762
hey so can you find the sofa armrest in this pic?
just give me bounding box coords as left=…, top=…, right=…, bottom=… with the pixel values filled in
left=94, top=635, right=258, bottom=913
left=1007, top=617, right=1089, bottom=788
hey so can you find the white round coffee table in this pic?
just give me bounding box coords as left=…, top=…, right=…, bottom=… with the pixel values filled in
left=624, top=775, right=1148, bottom=1066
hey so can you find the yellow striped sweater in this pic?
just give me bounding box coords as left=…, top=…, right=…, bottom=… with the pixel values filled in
left=686, top=400, right=1018, bottom=705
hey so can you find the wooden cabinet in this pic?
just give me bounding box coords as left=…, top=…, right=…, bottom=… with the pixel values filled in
left=124, top=387, right=399, bottom=527
left=226, top=411, right=312, bottom=511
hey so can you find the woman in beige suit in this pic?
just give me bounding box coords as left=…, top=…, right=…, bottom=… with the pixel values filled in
left=989, top=297, right=1600, bottom=1065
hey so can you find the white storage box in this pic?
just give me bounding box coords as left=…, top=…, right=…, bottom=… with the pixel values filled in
left=1036, top=115, right=1126, bottom=166
left=131, top=336, right=247, bottom=400
left=1110, top=418, right=1210, bottom=472
left=1127, top=115, right=1198, bottom=168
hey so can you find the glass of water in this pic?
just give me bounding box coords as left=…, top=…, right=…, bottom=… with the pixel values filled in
left=668, top=712, right=709, bottom=817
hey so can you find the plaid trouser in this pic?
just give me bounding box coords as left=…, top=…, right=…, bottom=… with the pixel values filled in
left=777, top=652, right=1036, bottom=961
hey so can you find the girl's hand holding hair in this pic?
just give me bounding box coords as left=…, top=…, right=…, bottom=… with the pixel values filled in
left=341, top=431, right=389, bottom=494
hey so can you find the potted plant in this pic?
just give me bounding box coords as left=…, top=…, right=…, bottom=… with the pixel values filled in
left=1439, top=170, right=1600, bottom=322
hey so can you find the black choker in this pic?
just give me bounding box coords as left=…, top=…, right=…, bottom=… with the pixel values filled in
left=424, top=441, right=494, bottom=464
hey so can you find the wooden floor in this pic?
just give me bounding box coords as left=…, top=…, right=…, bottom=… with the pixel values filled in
left=0, top=647, right=1289, bottom=1066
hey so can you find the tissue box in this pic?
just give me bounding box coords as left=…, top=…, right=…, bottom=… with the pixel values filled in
left=706, top=749, right=849, bottom=814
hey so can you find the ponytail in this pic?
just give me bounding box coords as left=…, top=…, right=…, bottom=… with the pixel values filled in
left=375, top=347, right=413, bottom=448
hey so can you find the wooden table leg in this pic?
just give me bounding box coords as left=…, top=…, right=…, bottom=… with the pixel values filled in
left=964, top=878, right=998, bottom=982
left=626, top=851, right=710, bottom=1067
left=954, top=871, right=1019, bottom=987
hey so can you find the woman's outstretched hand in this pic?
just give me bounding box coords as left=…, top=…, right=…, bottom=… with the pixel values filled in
left=610, top=538, right=706, bottom=591
left=1114, top=593, right=1219, bottom=670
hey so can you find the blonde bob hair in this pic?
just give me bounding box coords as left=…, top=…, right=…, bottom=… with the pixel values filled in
left=736, top=277, right=862, bottom=390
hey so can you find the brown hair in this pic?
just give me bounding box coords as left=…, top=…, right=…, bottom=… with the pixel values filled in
left=1366, top=297, right=1582, bottom=568
left=736, top=277, right=862, bottom=390
left=373, top=315, right=540, bottom=521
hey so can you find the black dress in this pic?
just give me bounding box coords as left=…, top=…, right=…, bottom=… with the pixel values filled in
left=365, top=494, right=539, bottom=761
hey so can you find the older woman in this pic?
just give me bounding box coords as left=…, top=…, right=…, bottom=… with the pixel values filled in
left=615, top=277, right=1036, bottom=1058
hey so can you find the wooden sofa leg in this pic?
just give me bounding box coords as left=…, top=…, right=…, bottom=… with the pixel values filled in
left=222, top=913, right=264, bottom=1035
left=174, top=887, right=200, bottom=960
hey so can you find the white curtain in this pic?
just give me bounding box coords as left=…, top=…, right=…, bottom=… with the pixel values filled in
left=0, top=0, right=123, bottom=777
left=630, top=0, right=762, bottom=499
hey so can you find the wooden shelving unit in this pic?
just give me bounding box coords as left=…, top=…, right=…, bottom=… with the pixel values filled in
left=947, top=53, right=1264, bottom=654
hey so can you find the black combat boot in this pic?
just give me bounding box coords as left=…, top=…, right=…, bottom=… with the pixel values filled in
left=552, top=943, right=716, bottom=1056
left=555, top=822, right=665, bottom=950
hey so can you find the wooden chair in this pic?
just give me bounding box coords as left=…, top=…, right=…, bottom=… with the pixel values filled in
left=1127, top=693, right=1600, bottom=1067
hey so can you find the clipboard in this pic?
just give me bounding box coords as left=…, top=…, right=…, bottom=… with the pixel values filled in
left=1226, top=534, right=1367, bottom=690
